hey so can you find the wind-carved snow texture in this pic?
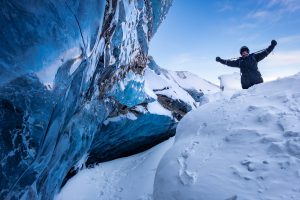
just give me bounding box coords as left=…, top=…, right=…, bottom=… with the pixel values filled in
left=0, top=0, right=209, bottom=199
left=154, top=73, right=300, bottom=200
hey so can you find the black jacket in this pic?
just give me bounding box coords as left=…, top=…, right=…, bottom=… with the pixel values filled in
left=219, top=44, right=276, bottom=89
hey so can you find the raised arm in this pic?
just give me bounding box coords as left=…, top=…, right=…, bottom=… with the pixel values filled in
left=216, top=57, right=240, bottom=68
left=254, top=40, right=277, bottom=62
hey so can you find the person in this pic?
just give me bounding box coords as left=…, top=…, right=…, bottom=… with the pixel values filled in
left=216, top=40, right=277, bottom=89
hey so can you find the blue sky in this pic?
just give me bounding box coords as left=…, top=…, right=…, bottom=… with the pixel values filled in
left=149, top=0, right=300, bottom=84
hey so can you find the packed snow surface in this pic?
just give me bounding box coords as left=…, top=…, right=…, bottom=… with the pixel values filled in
left=57, top=73, right=300, bottom=200
left=154, top=73, right=300, bottom=200
left=56, top=138, right=174, bottom=200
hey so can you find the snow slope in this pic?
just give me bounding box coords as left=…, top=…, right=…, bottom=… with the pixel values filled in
left=56, top=138, right=174, bottom=200
left=144, top=67, right=219, bottom=111
left=145, top=68, right=219, bottom=102
left=154, top=72, right=300, bottom=200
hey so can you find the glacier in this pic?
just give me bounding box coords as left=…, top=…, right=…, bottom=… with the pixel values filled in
left=0, top=0, right=219, bottom=199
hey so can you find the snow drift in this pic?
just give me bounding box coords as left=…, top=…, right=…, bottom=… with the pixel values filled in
left=56, top=138, right=174, bottom=200
left=154, top=72, right=300, bottom=200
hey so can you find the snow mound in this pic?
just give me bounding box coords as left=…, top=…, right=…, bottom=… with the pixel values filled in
left=154, top=73, right=300, bottom=200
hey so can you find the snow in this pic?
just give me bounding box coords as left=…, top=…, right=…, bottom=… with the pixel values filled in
left=144, top=80, right=158, bottom=100
left=169, top=71, right=219, bottom=94
left=154, top=73, right=300, bottom=200
left=144, top=68, right=193, bottom=103
left=144, top=67, right=213, bottom=108
left=103, top=112, right=138, bottom=125
left=57, top=72, right=300, bottom=200
left=218, top=72, right=242, bottom=90
left=55, top=137, right=174, bottom=200
left=147, top=101, right=173, bottom=117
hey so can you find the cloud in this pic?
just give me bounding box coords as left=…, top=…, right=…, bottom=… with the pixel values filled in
left=267, top=0, right=300, bottom=13
left=247, top=0, right=300, bottom=23
left=278, top=35, right=300, bottom=44
left=260, top=50, right=300, bottom=81
left=262, top=50, right=300, bottom=67
left=217, top=1, right=234, bottom=12
left=218, top=4, right=233, bottom=12
left=247, top=10, right=281, bottom=22
left=236, top=23, right=258, bottom=30
left=248, top=11, right=270, bottom=19
left=224, top=23, right=259, bottom=39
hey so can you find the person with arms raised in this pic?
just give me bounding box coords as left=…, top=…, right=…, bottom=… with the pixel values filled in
left=216, top=40, right=277, bottom=89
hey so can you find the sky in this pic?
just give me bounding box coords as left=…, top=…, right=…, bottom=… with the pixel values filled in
left=149, top=0, right=300, bottom=84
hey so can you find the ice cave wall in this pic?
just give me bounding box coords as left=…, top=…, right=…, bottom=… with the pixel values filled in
left=0, top=0, right=176, bottom=199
